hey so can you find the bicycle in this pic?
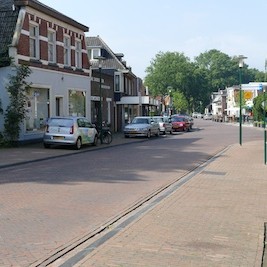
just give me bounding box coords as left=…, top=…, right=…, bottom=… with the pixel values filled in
left=101, top=127, right=112, bottom=144
left=95, top=121, right=112, bottom=144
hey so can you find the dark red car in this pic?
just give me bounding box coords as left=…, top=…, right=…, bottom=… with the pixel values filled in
left=171, top=116, right=191, bottom=132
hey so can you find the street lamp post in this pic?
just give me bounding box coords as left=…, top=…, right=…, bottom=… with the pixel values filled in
left=264, top=60, right=267, bottom=165
left=95, top=56, right=105, bottom=144
left=264, top=86, right=266, bottom=165
left=167, top=86, right=173, bottom=116
left=238, top=55, right=247, bottom=146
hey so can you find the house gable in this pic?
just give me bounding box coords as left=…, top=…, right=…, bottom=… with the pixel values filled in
left=0, top=0, right=90, bottom=74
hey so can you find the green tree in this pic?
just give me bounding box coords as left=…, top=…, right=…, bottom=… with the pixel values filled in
left=144, top=49, right=266, bottom=116
left=253, top=92, right=267, bottom=122
left=144, top=51, right=206, bottom=113
left=247, top=68, right=265, bottom=82
left=144, top=51, right=191, bottom=97
left=172, top=91, right=188, bottom=113
left=195, top=49, right=238, bottom=91
left=4, top=64, right=32, bottom=145
left=188, top=64, right=210, bottom=112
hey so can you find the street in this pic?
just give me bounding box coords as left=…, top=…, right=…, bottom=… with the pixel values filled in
left=0, top=120, right=263, bottom=266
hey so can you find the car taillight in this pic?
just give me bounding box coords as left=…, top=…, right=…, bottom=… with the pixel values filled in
left=70, top=125, right=74, bottom=134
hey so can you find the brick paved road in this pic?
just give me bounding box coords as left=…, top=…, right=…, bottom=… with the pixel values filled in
left=0, top=121, right=265, bottom=266
left=70, top=140, right=267, bottom=267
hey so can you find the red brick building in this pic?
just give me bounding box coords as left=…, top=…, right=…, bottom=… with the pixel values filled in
left=0, top=0, right=91, bottom=141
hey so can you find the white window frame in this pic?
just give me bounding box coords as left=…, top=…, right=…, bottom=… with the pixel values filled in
left=75, top=39, right=82, bottom=68
left=48, top=29, right=56, bottom=63
left=87, top=48, right=100, bottom=60
left=92, top=48, right=100, bottom=60
left=114, top=72, right=124, bottom=93
left=63, top=35, right=71, bottom=66
left=29, top=22, right=39, bottom=59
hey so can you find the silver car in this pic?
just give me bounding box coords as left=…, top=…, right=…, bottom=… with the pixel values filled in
left=124, top=116, right=160, bottom=138
left=203, top=113, right=213, bottom=120
left=152, top=116, right=172, bottom=135
left=43, top=116, right=98, bottom=149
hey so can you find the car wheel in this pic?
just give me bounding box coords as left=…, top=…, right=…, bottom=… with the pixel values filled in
left=43, top=143, right=50, bottom=148
left=124, top=134, right=129, bottom=138
left=75, top=137, right=82, bottom=150
left=92, top=135, right=98, bottom=146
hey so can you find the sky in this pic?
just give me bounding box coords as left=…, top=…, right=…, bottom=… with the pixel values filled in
left=40, top=0, right=267, bottom=79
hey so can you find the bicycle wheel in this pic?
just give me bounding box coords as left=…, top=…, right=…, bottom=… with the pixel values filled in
left=102, top=132, right=112, bottom=144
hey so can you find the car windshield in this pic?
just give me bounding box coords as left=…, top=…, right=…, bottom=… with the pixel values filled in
left=153, top=117, right=163, bottom=122
left=172, top=117, right=184, bottom=122
left=48, top=118, right=73, bottom=127
left=132, top=118, right=149, bottom=124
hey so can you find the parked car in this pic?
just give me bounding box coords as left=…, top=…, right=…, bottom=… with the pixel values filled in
left=192, top=112, right=199, bottom=118
left=172, top=114, right=194, bottom=130
left=185, top=115, right=194, bottom=129
left=171, top=115, right=191, bottom=132
left=197, top=113, right=204, bottom=119
left=192, top=112, right=203, bottom=119
left=203, top=113, right=213, bottom=120
left=151, top=116, right=173, bottom=135
left=43, top=116, right=98, bottom=149
left=124, top=116, right=160, bottom=138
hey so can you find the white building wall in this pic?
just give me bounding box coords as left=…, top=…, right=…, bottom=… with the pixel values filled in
left=0, top=66, right=91, bottom=141
left=27, top=67, right=91, bottom=117
left=0, top=66, right=12, bottom=132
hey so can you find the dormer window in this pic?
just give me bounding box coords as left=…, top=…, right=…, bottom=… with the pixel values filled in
left=88, top=48, right=101, bottom=60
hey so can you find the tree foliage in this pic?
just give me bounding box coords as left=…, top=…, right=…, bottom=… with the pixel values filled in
left=172, top=91, right=188, bottom=113
left=145, top=51, right=190, bottom=96
left=144, top=49, right=264, bottom=114
left=144, top=51, right=210, bottom=112
left=3, top=64, right=32, bottom=145
left=195, top=49, right=238, bottom=90
left=253, top=92, right=267, bottom=122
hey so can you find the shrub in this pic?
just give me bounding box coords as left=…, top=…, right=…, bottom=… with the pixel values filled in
left=3, top=64, right=32, bottom=145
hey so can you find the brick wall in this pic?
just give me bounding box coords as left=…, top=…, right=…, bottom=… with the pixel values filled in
left=17, top=10, right=90, bottom=73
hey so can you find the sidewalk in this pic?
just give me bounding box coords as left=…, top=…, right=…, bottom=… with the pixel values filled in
left=62, top=139, right=267, bottom=267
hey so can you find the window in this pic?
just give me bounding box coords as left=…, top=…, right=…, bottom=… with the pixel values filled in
left=115, top=74, right=120, bottom=92
left=92, top=49, right=100, bottom=60
left=26, top=88, right=49, bottom=131
left=114, top=72, right=124, bottom=93
left=69, top=90, right=86, bottom=116
left=64, top=36, right=71, bottom=66
left=87, top=48, right=100, bottom=60
left=48, top=30, right=56, bottom=63
left=29, top=23, right=39, bottom=59
left=75, top=39, right=82, bottom=68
